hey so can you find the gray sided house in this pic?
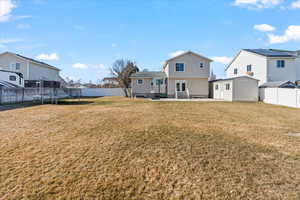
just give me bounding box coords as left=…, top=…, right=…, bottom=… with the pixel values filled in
left=130, top=51, right=213, bottom=98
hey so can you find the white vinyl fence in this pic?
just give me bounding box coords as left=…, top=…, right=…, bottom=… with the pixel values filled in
left=259, top=88, right=300, bottom=108
left=80, top=88, right=125, bottom=97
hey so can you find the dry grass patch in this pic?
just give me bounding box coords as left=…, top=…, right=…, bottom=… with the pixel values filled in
left=0, top=97, right=299, bottom=199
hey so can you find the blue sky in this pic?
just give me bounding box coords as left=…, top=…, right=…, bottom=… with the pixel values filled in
left=1, top=0, right=300, bottom=82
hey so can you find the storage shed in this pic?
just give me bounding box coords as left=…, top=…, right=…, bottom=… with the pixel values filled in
left=213, top=76, right=259, bottom=102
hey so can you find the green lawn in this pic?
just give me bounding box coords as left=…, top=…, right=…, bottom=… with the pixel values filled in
left=0, top=97, right=299, bottom=199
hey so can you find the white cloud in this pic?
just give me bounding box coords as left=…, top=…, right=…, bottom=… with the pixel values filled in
left=72, top=63, right=88, bottom=69
left=168, top=50, right=185, bottom=58
left=211, top=56, right=233, bottom=64
left=36, top=53, right=60, bottom=61
left=0, top=38, right=22, bottom=48
left=234, top=0, right=282, bottom=9
left=16, top=24, right=31, bottom=29
left=0, top=0, right=16, bottom=22
left=111, top=43, right=117, bottom=48
left=15, top=15, right=32, bottom=20
left=291, top=0, right=300, bottom=8
left=254, top=24, right=275, bottom=32
left=268, top=25, right=300, bottom=44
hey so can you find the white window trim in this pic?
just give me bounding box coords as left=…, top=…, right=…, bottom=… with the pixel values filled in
left=175, top=62, right=185, bottom=72
left=137, top=79, right=144, bottom=85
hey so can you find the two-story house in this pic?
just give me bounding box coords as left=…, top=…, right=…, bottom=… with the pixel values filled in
left=0, top=51, right=64, bottom=88
left=130, top=51, right=213, bottom=98
left=225, top=49, right=300, bottom=85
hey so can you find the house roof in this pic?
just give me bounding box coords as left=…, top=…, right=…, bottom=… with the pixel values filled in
left=130, top=71, right=166, bottom=78
left=259, top=81, right=297, bottom=88
left=225, top=49, right=297, bottom=71
left=213, top=76, right=259, bottom=82
left=163, top=51, right=213, bottom=69
left=0, top=52, right=60, bottom=71
left=243, top=49, right=296, bottom=58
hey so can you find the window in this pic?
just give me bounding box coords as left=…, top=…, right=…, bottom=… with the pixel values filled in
left=137, top=79, right=143, bottom=85
left=175, top=63, right=184, bottom=72
left=182, top=82, right=186, bottom=92
left=200, top=63, right=204, bottom=68
left=247, top=65, right=252, bottom=72
left=277, top=60, right=285, bottom=68
left=9, top=75, right=16, bottom=81
left=176, top=82, right=180, bottom=91
left=234, top=68, right=238, bottom=75
left=226, top=83, right=231, bottom=90
left=15, top=63, right=21, bottom=70
left=215, top=84, right=219, bottom=90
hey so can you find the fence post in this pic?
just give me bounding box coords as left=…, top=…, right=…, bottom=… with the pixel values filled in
left=0, top=87, right=2, bottom=105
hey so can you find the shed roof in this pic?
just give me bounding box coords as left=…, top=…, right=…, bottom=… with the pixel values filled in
left=213, top=76, right=259, bottom=82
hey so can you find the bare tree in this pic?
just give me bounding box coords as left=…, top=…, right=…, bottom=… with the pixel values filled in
left=111, top=59, right=139, bottom=97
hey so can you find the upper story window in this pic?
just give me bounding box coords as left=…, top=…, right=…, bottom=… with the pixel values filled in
left=277, top=60, right=285, bottom=68
left=175, top=63, right=185, bottom=72
left=234, top=68, right=238, bottom=75
left=247, top=65, right=252, bottom=72
left=15, top=63, right=21, bottom=70
left=137, top=79, right=143, bottom=85
left=11, top=63, right=21, bottom=71
left=226, top=83, right=231, bottom=90
left=200, top=63, right=204, bottom=68
left=9, top=75, right=17, bottom=81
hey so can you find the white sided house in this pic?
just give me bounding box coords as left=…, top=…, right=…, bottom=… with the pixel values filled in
left=130, top=51, right=213, bottom=98
left=0, top=52, right=63, bottom=88
left=225, top=49, right=300, bottom=85
left=212, top=76, right=259, bottom=102
left=0, top=69, right=24, bottom=88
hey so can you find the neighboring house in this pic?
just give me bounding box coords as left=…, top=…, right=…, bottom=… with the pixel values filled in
left=0, top=52, right=64, bottom=88
left=102, top=77, right=119, bottom=85
left=130, top=51, right=213, bottom=98
left=0, top=69, right=24, bottom=88
left=225, top=49, right=300, bottom=85
left=212, top=76, right=259, bottom=102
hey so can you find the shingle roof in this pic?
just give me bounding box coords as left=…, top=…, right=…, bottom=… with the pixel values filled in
left=243, top=49, right=296, bottom=58
left=1, top=52, right=60, bottom=71
left=130, top=71, right=166, bottom=78
left=259, top=81, right=297, bottom=88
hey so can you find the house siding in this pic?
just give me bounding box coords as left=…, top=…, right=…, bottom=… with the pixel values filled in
left=167, top=54, right=210, bottom=78
left=0, top=53, right=28, bottom=80
left=28, top=62, right=60, bottom=81
left=226, top=50, right=267, bottom=85
left=267, top=58, right=297, bottom=82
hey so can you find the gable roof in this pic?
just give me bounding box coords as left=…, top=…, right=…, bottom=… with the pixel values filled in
left=225, top=49, right=297, bottom=71
left=130, top=71, right=166, bottom=78
left=163, top=51, right=213, bottom=69
left=0, top=52, right=60, bottom=71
